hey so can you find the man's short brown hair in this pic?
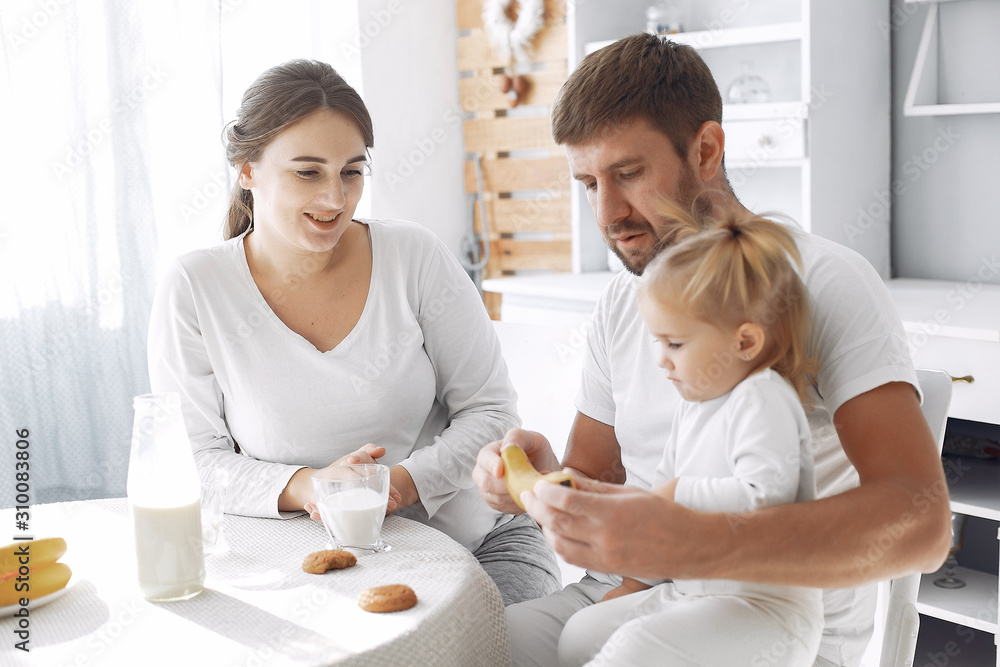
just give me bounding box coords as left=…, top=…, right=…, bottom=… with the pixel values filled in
left=551, top=33, right=722, bottom=160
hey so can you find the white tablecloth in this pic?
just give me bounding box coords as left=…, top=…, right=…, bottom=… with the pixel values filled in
left=0, top=499, right=509, bottom=666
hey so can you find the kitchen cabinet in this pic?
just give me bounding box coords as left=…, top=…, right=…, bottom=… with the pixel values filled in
left=887, top=279, right=1000, bottom=666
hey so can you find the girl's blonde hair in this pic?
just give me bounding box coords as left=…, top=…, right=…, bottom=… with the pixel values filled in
left=639, top=204, right=818, bottom=406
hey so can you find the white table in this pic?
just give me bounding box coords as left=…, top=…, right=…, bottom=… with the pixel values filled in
left=0, top=499, right=509, bottom=666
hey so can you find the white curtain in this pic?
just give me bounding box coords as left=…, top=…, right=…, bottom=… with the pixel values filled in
left=0, top=0, right=366, bottom=505
left=0, top=1, right=227, bottom=503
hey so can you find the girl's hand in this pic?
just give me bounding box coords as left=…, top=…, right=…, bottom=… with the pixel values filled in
left=599, top=576, right=652, bottom=602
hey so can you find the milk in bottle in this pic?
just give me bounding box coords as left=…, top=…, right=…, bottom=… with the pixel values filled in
left=127, top=392, right=205, bottom=601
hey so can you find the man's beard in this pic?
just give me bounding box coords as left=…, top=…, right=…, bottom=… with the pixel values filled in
left=606, top=165, right=704, bottom=276
left=607, top=225, right=654, bottom=276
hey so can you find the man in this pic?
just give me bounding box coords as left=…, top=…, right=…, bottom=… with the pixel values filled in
left=473, top=34, right=950, bottom=666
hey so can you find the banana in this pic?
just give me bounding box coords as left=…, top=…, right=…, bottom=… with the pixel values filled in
left=0, top=537, right=66, bottom=574
left=0, top=538, right=71, bottom=606
left=501, top=445, right=576, bottom=511
left=0, top=562, right=72, bottom=606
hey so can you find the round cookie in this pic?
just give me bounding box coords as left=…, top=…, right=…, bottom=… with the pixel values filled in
left=302, top=549, right=357, bottom=574
left=357, top=584, right=418, bottom=613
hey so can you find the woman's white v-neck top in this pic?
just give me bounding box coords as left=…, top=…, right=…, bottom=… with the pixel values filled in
left=146, top=219, right=518, bottom=551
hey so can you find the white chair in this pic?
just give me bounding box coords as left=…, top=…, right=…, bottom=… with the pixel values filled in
left=870, top=369, right=953, bottom=667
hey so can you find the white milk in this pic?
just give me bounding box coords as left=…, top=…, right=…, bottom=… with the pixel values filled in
left=132, top=500, right=205, bottom=601
left=318, top=487, right=386, bottom=548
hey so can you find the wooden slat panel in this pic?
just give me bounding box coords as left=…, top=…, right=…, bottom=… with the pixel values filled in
left=484, top=290, right=502, bottom=320
left=545, top=0, right=568, bottom=24
left=457, top=0, right=568, bottom=31
left=457, top=23, right=567, bottom=71
left=474, top=196, right=570, bottom=234
left=485, top=241, right=504, bottom=278
left=459, top=62, right=567, bottom=112
left=464, top=116, right=557, bottom=153
left=458, top=0, right=572, bottom=291
left=464, top=157, right=570, bottom=193
left=498, top=239, right=572, bottom=271
left=456, top=0, right=483, bottom=30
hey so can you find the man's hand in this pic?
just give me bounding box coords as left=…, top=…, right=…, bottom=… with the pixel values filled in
left=523, top=383, right=953, bottom=588
left=521, top=475, right=707, bottom=579
left=474, top=428, right=562, bottom=514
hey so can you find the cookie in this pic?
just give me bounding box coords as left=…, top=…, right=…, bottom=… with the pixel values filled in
left=357, top=584, right=418, bottom=613
left=301, top=549, right=357, bottom=574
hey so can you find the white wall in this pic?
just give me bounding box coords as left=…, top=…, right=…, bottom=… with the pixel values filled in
left=357, top=0, right=469, bottom=257
left=150, top=0, right=369, bottom=270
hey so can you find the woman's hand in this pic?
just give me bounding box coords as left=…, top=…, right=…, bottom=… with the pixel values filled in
left=300, top=443, right=404, bottom=520
left=387, top=465, right=417, bottom=513
left=474, top=428, right=562, bottom=514
left=332, top=443, right=386, bottom=466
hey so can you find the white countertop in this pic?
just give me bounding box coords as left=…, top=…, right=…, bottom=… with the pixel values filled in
left=482, top=271, right=618, bottom=303
left=887, top=278, right=1000, bottom=343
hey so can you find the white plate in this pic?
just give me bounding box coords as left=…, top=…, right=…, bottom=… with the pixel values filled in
left=0, top=583, right=72, bottom=617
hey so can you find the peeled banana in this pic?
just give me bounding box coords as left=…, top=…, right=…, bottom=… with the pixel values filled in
left=0, top=537, right=72, bottom=606
left=501, top=445, right=576, bottom=511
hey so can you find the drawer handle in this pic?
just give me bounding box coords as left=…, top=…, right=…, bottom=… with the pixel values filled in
left=758, top=135, right=774, bottom=148
left=950, top=375, right=974, bottom=384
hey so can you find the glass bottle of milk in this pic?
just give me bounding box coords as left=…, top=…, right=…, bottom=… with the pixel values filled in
left=127, top=392, right=205, bottom=601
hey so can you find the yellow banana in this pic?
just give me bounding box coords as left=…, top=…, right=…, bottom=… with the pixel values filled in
left=0, top=538, right=71, bottom=606
left=1, top=562, right=72, bottom=606
left=0, top=537, right=66, bottom=574
left=501, top=445, right=576, bottom=511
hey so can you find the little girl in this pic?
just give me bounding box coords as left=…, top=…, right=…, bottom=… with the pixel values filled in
left=559, top=212, right=825, bottom=666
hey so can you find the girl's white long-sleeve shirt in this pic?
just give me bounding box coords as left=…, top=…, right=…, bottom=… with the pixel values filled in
left=146, top=219, right=518, bottom=551
left=662, top=368, right=815, bottom=514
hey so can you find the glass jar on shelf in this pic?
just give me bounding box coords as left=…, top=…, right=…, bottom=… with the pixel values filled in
left=727, top=61, right=771, bottom=104
left=934, top=513, right=968, bottom=589
left=646, top=1, right=684, bottom=35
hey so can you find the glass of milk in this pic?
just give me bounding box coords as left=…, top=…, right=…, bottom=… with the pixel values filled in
left=312, top=464, right=391, bottom=553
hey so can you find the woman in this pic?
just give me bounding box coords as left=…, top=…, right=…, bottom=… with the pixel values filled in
left=146, top=59, right=560, bottom=605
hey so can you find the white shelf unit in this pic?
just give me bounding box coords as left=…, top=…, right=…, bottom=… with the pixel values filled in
left=584, top=21, right=802, bottom=54
left=903, top=0, right=1000, bottom=116
left=888, top=279, right=1000, bottom=666
left=566, top=0, right=892, bottom=278
left=917, top=565, right=999, bottom=634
